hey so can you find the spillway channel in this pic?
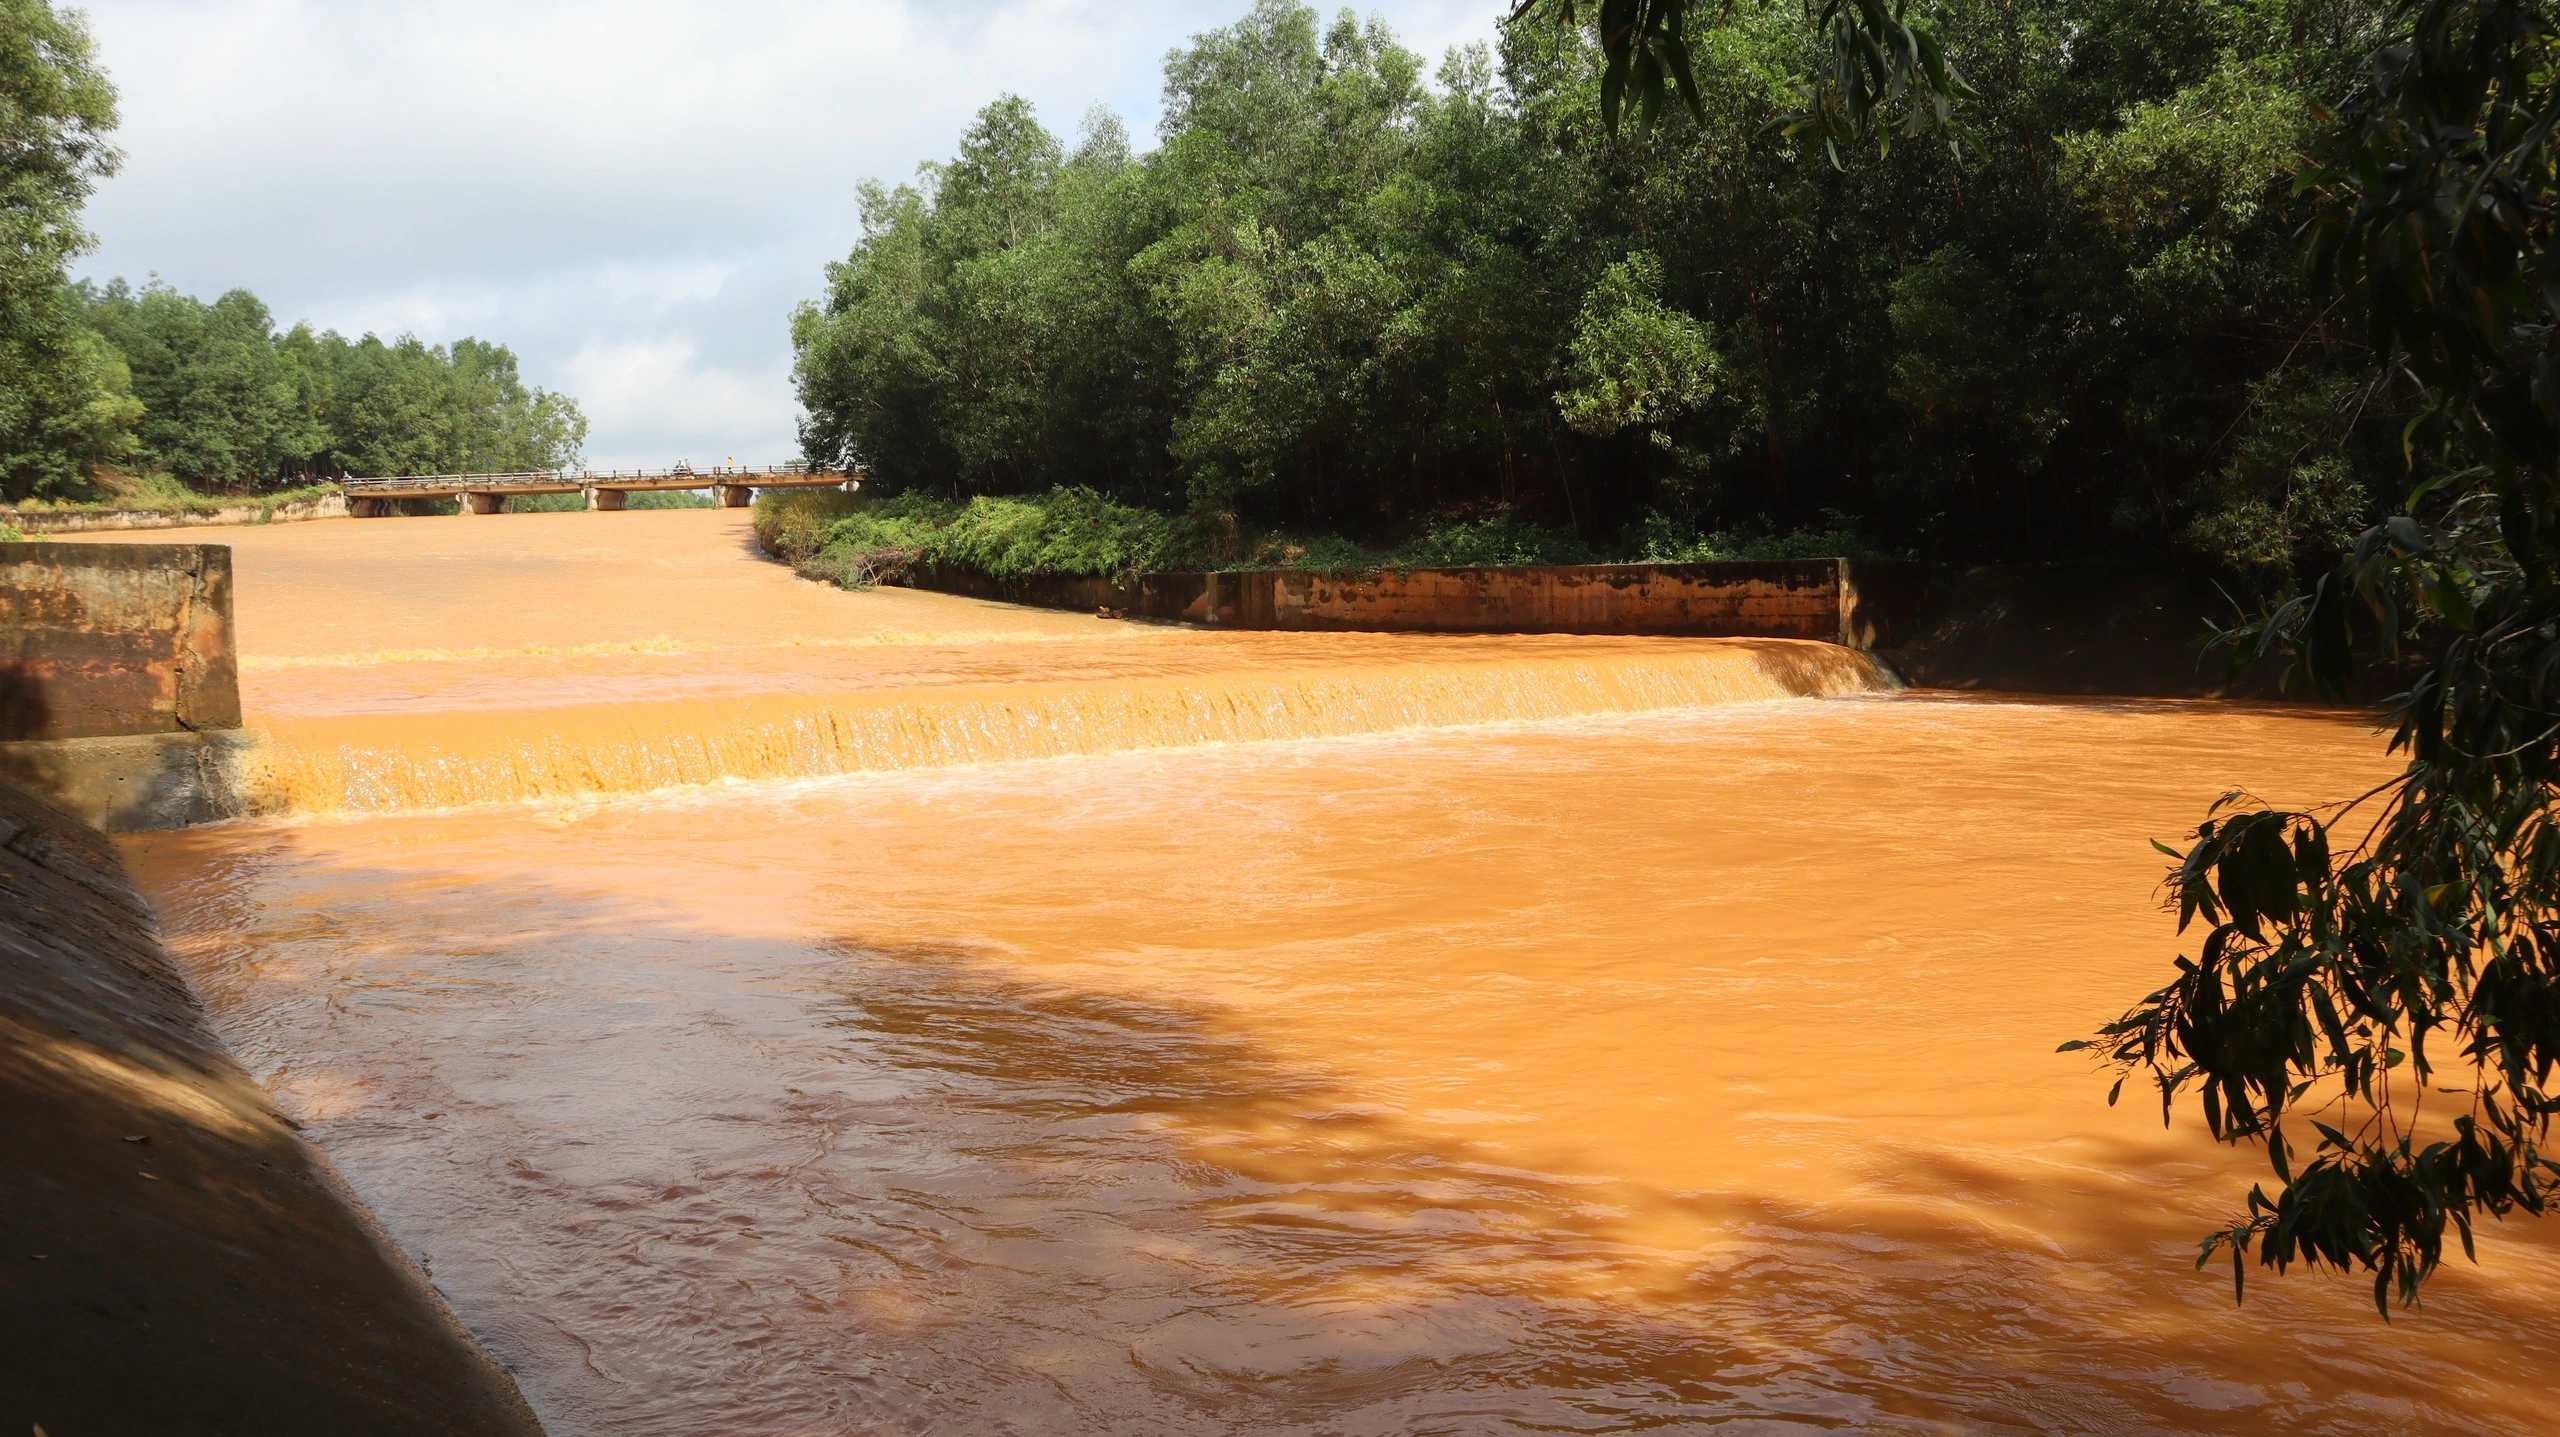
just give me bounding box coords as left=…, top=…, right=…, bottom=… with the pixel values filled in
left=99, top=510, right=2560, bottom=1434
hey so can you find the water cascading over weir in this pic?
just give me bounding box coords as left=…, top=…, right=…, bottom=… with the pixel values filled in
left=4, top=519, right=1912, bottom=827
left=236, top=636, right=1897, bottom=817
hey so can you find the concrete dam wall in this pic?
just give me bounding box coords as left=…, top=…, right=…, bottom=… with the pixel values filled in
left=0, top=541, right=240, bottom=739
left=904, top=557, right=1940, bottom=648
left=0, top=541, right=251, bottom=831
left=895, top=556, right=2330, bottom=699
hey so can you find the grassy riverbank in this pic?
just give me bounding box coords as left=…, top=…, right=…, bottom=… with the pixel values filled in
left=1, top=467, right=338, bottom=518
left=754, top=487, right=1891, bottom=590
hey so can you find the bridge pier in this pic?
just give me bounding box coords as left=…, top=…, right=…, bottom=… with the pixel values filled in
left=584, top=487, right=627, bottom=512
left=712, top=483, right=753, bottom=508
left=348, top=497, right=400, bottom=518
left=457, top=491, right=504, bottom=516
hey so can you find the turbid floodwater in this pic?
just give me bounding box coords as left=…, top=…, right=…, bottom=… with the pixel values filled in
left=94, top=510, right=2560, bottom=1433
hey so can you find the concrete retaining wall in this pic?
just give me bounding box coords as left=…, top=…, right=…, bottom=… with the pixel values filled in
left=903, top=558, right=1940, bottom=648
left=0, top=776, right=545, bottom=1434
left=6, top=493, right=347, bottom=532
left=0, top=542, right=241, bottom=741
left=0, top=729, right=255, bottom=833
left=0, top=542, right=251, bottom=832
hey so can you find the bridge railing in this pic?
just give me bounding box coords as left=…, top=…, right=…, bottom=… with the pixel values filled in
left=342, top=462, right=850, bottom=494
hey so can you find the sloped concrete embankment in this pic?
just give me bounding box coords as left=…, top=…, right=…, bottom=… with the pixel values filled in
left=0, top=776, right=544, bottom=1434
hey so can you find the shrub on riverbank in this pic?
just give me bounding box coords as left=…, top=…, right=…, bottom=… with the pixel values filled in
left=752, top=487, right=865, bottom=564
left=758, top=485, right=1888, bottom=592
left=924, top=490, right=1181, bottom=580
left=765, top=487, right=1182, bottom=588
left=2, top=467, right=338, bottom=517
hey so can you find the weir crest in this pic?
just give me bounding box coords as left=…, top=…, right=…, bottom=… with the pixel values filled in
left=234, top=639, right=1897, bottom=817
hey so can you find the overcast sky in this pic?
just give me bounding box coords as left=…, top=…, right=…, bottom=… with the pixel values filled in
left=72, top=1, right=1503, bottom=467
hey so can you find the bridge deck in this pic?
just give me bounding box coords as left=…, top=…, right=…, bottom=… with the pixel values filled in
left=343, top=465, right=852, bottom=499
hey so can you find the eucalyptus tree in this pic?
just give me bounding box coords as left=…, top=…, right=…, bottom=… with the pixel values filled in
left=2102, top=0, right=2560, bottom=1313
left=799, top=0, right=2409, bottom=558
left=0, top=0, right=137, bottom=499
left=82, top=281, right=323, bottom=489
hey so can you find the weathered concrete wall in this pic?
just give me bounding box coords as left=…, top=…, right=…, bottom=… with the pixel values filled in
left=0, top=729, right=256, bottom=833
left=8, top=493, right=346, bottom=532
left=0, top=542, right=241, bottom=741
left=898, top=558, right=1942, bottom=647
left=0, top=776, right=545, bottom=1434
left=845, top=547, right=2356, bottom=698
left=1222, top=561, right=1848, bottom=637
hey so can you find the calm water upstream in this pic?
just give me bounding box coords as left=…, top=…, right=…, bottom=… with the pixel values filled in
left=100, top=512, right=2560, bottom=1433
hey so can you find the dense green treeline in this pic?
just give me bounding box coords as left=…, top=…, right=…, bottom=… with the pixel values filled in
left=0, top=0, right=586, bottom=504
left=0, top=0, right=131, bottom=500
left=74, top=279, right=588, bottom=493
left=793, top=0, right=2407, bottom=573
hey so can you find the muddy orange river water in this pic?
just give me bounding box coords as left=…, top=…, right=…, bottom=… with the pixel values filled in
left=95, top=511, right=2560, bottom=1432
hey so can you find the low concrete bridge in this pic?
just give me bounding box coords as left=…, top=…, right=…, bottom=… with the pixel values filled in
left=341, top=463, right=856, bottom=516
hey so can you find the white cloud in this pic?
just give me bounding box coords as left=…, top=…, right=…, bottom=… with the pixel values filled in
left=559, top=337, right=794, bottom=467
left=71, top=0, right=1504, bottom=466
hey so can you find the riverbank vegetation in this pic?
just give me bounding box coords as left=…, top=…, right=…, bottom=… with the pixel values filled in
left=752, top=482, right=1879, bottom=587
left=76, top=279, right=588, bottom=493
left=793, top=0, right=2560, bottom=1316
left=1549, top=0, right=2560, bottom=1314
left=0, top=2, right=587, bottom=506
left=1, top=465, right=337, bottom=515
left=793, top=0, right=2407, bottom=585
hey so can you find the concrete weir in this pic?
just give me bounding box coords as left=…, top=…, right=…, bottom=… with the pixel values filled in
left=907, top=557, right=1941, bottom=648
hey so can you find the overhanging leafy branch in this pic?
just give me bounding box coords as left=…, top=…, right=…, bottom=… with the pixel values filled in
left=2083, top=0, right=2560, bottom=1309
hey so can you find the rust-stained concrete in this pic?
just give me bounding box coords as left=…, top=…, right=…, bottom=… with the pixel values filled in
left=0, top=543, right=251, bottom=831
left=0, top=542, right=241, bottom=740
left=0, top=776, right=545, bottom=1435
left=1227, top=561, right=1851, bottom=637
left=896, top=559, right=1940, bottom=647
